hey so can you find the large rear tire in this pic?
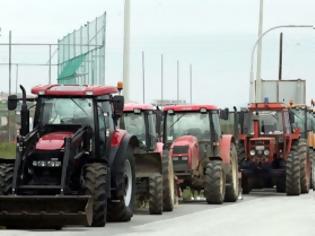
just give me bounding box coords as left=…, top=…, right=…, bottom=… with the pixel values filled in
left=162, top=152, right=175, bottom=212
left=107, top=149, right=136, bottom=222
left=149, top=174, right=163, bottom=215
left=225, top=144, right=239, bottom=202
left=286, top=151, right=301, bottom=196
left=204, top=160, right=226, bottom=204
left=84, top=163, right=108, bottom=227
left=0, top=163, right=13, bottom=194
left=298, top=139, right=310, bottom=193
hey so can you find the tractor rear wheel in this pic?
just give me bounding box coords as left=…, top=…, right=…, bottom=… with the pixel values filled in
left=107, top=149, right=136, bottom=222
left=286, top=150, right=301, bottom=196
left=225, top=144, right=239, bottom=202
left=162, top=152, right=175, bottom=212
left=0, top=163, right=14, bottom=195
left=298, top=139, right=310, bottom=193
left=204, top=160, right=226, bottom=204
left=84, top=163, right=108, bottom=227
left=149, top=174, right=163, bottom=215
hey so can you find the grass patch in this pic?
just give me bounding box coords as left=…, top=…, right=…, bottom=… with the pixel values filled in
left=0, top=142, right=16, bottom=159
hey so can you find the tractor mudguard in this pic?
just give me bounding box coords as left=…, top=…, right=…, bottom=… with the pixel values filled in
left=219, top=134, right=235, bottom=165
left=109, top=131, right=138, bottom=195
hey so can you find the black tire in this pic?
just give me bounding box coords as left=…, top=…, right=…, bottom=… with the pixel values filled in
left=241, top=174, right=251, bottom=194
left=276, top=177, right=286, bottom=193
left=107, top=148, right=136, bottom=222
left=0, top=163, right=14, bottom=195
left=204, top=160, right=226, bottom=204
left=297, top=139, right=310, bottom=193
left=162, top=152, right=175, bottom=212
left=149, top=174, right=163, bottom=215
left=225, top=144, right=239, bottom=202
left=84, top=163, right=108, bottom=227
left=286, top=150, right=301, bottom=196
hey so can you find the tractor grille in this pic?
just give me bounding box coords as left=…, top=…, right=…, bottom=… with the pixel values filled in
left=172, top=145, right=189, bottom=155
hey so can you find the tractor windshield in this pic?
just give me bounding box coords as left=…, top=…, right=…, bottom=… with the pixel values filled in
left=123, top=112, right=146, bottom=142
left=39, top=98, right=94, bottom=127
left=166, top=112, right=210, bottom=142
left=243, top=111, right=284, bottom=135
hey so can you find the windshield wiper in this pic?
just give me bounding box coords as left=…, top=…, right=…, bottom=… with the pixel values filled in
left=71, top=98, right=89, bottom=116
left=168, top=114, right=185, bottom=130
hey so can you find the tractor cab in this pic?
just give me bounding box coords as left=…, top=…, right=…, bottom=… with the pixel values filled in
left=121, top=104, right=159, bottom=151
left=163, top=105, right=225, bottom=162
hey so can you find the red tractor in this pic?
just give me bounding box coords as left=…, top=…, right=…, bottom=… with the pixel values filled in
left=238, top=102, right=309, bottom=195
left=0, top=84, right=139, bottom=228
left=120, top=104, right=175, bottom=214
left=163, top=105, right=240, bottom=204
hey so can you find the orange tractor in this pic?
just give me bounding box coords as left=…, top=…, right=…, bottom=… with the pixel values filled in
left=120, top=104, right=175, bottom=214
left=238, top=102, right=310, bottom=195
left=162, top=105, right=240, bottom=204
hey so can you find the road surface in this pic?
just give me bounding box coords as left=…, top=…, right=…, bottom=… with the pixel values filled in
left=1, top=190, right=315, bottom=236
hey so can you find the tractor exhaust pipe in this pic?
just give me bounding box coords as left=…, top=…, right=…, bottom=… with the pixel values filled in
left=19, top=85, right=29, bottom=136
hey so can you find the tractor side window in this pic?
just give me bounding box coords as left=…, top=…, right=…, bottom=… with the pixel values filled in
left=283, top=111, right=291, bottom=134
left=148, top=112, right=157, bottom=147
left=212, top=112, right=221, bottom=140
left=97, top=106, right=106, bottom=157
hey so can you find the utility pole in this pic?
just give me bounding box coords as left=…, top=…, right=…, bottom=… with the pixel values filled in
left=255, top=0, right=264, bottom=102
left=142, top=51, right=145, bottom=103
left=278, top=32, right=283, bottom=80
left=190, top=64, right=193, bottom=104
left=123, top=0, right=131, bottom=101
left=161, top=54, right=164, bottom=102
left=15, top=65, right=19, bottom=95
left=177, top=60, right=180, bottom=102
left=8, top=30, right=12, bottom=142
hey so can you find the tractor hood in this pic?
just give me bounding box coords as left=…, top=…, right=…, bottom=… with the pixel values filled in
left=170, top=135, right=198, bottom=152
left=36, top=131, right=73, bottom=151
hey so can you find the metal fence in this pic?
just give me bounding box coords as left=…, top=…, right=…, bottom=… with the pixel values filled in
left=57, top=12, right=106, bottom=85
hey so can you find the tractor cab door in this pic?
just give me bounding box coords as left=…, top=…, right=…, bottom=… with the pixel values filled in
left=97, top=97, right=115, bottom=159
left=283, top=110, right=293, bottom=156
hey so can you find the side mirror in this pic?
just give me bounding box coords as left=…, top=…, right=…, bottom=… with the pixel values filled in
left=220, top=108, right=229, bottom=120
left=289, top=111, right=295, bottom=124
left=8, top=95, right=18, bottom=111
left=113, top=95, right=124, bottom=118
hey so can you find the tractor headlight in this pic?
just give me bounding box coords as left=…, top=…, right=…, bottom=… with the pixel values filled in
left=32, top=160, right=62, bottom=168
left=250, top=149, right=256, bottom=156
left=264, top=149, right=270, bottom=156
left=181, top=156, right=188, bottom=161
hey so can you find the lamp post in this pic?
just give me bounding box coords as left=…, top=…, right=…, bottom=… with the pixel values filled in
left=123, top=0, right=131, bottom=101
left=249, top=25, right=314, bottom=103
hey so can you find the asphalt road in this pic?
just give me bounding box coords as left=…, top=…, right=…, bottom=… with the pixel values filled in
left=1, top=190, right=315, bottom=236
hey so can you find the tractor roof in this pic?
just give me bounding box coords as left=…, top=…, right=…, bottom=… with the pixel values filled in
left=163, top=104, right=218, bottom=112
left=248, top=103, right=287, bottom=111
left=31, top=84, right=118, bottom=97
left=124, top=103, right=155, bottom=112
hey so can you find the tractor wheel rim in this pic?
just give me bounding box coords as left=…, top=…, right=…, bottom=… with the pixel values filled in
left=232, top=160, right=237, bottom=190
left=169, top=158, right=175, bottom=203
left=220, top=171, right=224, bottom=195
left=124, top=159, right=132, bottom=207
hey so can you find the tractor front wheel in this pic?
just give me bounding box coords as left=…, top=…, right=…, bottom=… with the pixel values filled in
left=0, top=163, right=14, bottom=195
left=149, top=174, right=163, bottom=215
left=162, top=153, right=175, bottom=211
left=286, top=151, right=301, bottom=196
left=84, top=163, right=108, bottom=227
left=298, top=139, right=310, bottom=194
left=204, top=160, right=226, bottom=204
left=224, top=144, right=239, bottom=202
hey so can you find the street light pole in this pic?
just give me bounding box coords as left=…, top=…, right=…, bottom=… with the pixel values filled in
left=249, top=24, right=314, bottom=102
left=123, top=0, right=131, bottom=101
left=256, top=0, right=264, bottom=102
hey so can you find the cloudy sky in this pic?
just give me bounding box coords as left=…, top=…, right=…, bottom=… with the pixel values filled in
left=0, top=0, right=315, bottom=107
